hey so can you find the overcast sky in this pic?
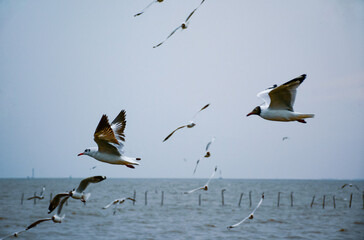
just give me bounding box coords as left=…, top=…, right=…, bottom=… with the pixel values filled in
left=0, top=0, right=363, bottom=179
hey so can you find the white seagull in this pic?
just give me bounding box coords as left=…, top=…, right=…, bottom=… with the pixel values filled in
left=163, top=104, right=210, bottom=142
left=134, top=0, right=163, bottom=17
left=247, top=74, right=314, bottom=123
left=185, top=166, right=217, bottom=194
left=227, top=193, right=264, bottom=229
left=27, top=186, right=45, bottom=200
left=1, top=197, right=69, bottom=239
left=78, top=110, right=141, bottom=169
left=153, top=0, right=206, bottom=48
left=103, top=197, right=136, bottom=215
left=48, top=176, right=106, bottom=213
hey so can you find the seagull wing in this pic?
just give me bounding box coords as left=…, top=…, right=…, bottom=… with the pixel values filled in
left=185, top=0, right=205, bottom=22
left=251, top=195, right=264, bottom=215
left=76, top=175, right=106, bottom=193
left=205, top=137, right=215, bottom=151
left=134, top=0, right=157, bottom=17
left=184, top=186, right=203, bottom=194
left=103, top=199, right=119, bottom=209
left=26, top=218, right=53, bottom=230
left=27, top=196, right=40, bottom=200
left=48, top=193, right=70, bottom=214
left=205, top=166, right=217, bottom=186
left=257, top=88, right=273, bottom=107
left=56, top=196, right=69, bottom=216
left=94, top=114, right=121, bottom=155
left=127, top=197, right=136, bottom=202
left=163, top=125, right=186, bottom=142
left=1, top=230, right=27, bottom=239
left=192, top=103, right=210, bottom=121
left=341, top=184, right=348, bottom=189
left=40, top=186, right=45, bottom=197
left=227, top=216, right=250, bottom=229
left=153, top=26, right=182, bottom=48
left=111, top=110, right=127, bottom=143
left=268, top=74, right=306, bottom=111
left=193, top=158, right=200, bottom=175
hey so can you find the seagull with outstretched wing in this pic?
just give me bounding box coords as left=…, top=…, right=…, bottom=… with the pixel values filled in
left=247, top=74, right=314, bottom=123
left=163, top=104, right=210, bottom=142
left=27, top=186, right=45, bottom=200
left=185, top=166, right=217, bottom=194
left=134, top=0, right=163, bottom=17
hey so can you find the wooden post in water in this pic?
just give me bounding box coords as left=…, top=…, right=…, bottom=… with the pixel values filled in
left=362, top=191, right=364, bottom=209
left=310, top=195, right=315, bottom=208
left=145, top=191, right=148, bottom=206
left=290, top=192, right=293, bottom=207
left=349, top=193, right=353, bottom=208
left=249, top=191, right=252, bottom=208
left=161, top=191, right=164, bottom=206
left=238, top=193, right=244, bottom=207
left=133, top=190, right=136, bottom=206
left=33, top=192, right=36, bottom=205
left=322, top=195, right=325, bottom=209
left=199, top=194, right=201, bottom=206
left=221, top=189, right=226, bottom=206
left=50, top=193, right=53, bottom=204
left=277, top=192, right=281, bottom=207
left=333, top=195, right=336, bottom=209
left=21, top=193, right=24, bottom=205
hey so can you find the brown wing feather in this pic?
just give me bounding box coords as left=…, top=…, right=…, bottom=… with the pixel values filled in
left=163, top=126, right=186, bottom=142
left=94, top=115, right=119, bottom=145
left=111, top=110, right=126, bottom=142
left=26, top=218, right=52, bottom=230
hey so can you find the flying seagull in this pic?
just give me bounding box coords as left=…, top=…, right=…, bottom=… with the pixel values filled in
left=78, top=110, right=141, bottom=169
left=134, top=0, right=163, bottom=17
left=48, top=176, right=106, bottom=213
left=1, top=197, right=69, bottom=239
left=282, top=137, right=289, bottom=141
left=193, top=137, right=215, bottom=174
left=163, top=103, right=210, bottom=142
left=340, top=183, right=360, bottom=191
left=247, top=74, right=314, bottom=123
left=153, top=0, right=205, bottom=48
left=103, top=197, right=136, bottom=215
left=27, top=186, right=45, bottom=200
left=185, top=166, right=217, bottom=194
left=227, top=193, right=264, bottom=229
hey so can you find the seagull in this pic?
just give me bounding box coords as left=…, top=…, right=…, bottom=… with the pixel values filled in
left=247, top=74, right=314, bottom=123
left=27, top=186, right=45, bottom=200
left=134, top=0, right=163, bottom=17
left=185, top=166, right=217, bottom=194
left=204, top=137, right=215, bottom=158
left=340, top=183, right=360, bottom=191
left=282, top=137, right=289, bottom=141
left=1, top=197, right=69, bottom=239
left=193, top=137, right=215, bottom=174
left=227, top=193, right=264, bottom=229
left=153, top=0, right=205, bottom=48
left=48, top=176, right=106, bottom=213
left=103, top=197, right=136, bottom=215
left=78, top=110, right=141, bottom=169
left=163, top=104, right=210, bottom=142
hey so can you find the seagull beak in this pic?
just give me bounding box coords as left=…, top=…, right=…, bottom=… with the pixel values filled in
left=246, top=112, right=254, bottom=117
left=77, top=153, right=84, bottom=156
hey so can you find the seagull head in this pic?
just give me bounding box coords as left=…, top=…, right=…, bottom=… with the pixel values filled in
left=78, top=147, right=97, bottom=157
left=247, top=106, right=261, bottom=117
left=181, top=22, right=189, bottom=29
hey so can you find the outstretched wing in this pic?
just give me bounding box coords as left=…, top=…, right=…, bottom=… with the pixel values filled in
left=57, top=196, right=69, bottom=216
left=134, top=0, right=157, bottom=17
left=76, top=176, right=106, bottom=193
left=111, top=110, right=127, bottom=143
left=153, top=26, right=182, bottom=48
left=94, top=114, right=122, bottom=155
left=48, top=192, right=70, bottom=214
left=163, top=125, right=186, bottom=142
left=227, top=215, right=250, bottom=229
left=205, top=137, right=215, bottom=151
left=185, top=0, right=206, bottom=22
left=268, top=74, right=306, bottom=111
left=191, top=103, right=210, bottom=120
left=103, top=199, right=119, bottom=209
left=26, top=218, right=52, bottom=230
left=193, top=158, right=200, bottom=175
left=205, top=166, right=217, bottom=186
left=251, top=194, right=264, bottom=215
left=184, top=187, right=203, bottom=194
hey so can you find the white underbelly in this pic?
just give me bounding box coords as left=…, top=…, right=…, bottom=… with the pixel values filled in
left=260, top=110, right=297, bottom=121
left=93, top=153, right=138, bottom=165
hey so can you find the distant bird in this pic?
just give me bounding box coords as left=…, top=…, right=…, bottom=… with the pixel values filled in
left=227, top=193, right=264, bottom=229
left=247, top=74, right=314, bottom=123
left=153, top=0, right=205, bottom=48
left=27, top=186, right=45, bottom=200
left=193, top=158, right=201, bottom=175
left=204, top=137, right=215, bottom=158
left=103, top=197, right=136, bottom=215
left=340, top=183, right=360, bottom=191
left=282, top=137, right=289, bottom=141
left=78, top=110, right=141, bottom=169
left=185, top=166, right=217, bottom=194
left=163, top=104, right=210, bottom=142
left=48, top=176, right=106, bottom=213
left=1, top=197, right=69, bottom=239
left=134, top=0, right=163, bottom=17
left=90, top=166, right=97, bottom=170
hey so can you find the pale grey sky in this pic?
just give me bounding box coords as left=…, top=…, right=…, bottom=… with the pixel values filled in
left=0, top=0, right=363, bottom=179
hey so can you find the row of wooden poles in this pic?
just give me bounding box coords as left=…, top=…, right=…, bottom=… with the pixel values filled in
left=21, top=190, right=364, bottom=209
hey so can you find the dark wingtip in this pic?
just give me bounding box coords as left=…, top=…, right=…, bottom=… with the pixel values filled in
left=136, top=158, right=141, bottom=161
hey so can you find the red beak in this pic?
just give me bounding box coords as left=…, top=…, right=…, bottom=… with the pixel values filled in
left=247, top=112, right=254, bottom=117
left=77, top=153, right=84, bottom=156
